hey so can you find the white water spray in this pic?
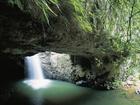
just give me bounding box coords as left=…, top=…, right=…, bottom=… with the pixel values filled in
left=23, top=54, right=51, bottom=89
left=25, top=54, right=45, bottom=80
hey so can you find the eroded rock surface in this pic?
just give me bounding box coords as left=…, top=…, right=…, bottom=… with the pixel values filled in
left=39, top=52, right=95, bottom=85
left=39, top=51, right=118, bottom=89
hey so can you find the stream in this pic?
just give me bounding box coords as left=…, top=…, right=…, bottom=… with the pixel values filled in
left=1, top=79, right=138, bottom=105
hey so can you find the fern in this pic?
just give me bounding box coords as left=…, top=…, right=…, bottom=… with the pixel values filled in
left=8, top=0, right=60, bottom=24
left=70, top=0, right=92, bottom=32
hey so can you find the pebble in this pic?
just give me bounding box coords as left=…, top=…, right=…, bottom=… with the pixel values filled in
left=135, top=88, right=140, bottom=94
left=76, top=80, right=87, bottom=86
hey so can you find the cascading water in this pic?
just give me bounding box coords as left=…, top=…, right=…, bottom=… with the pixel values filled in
left=25, top=54, right=45, bottom=80
left=23, top=54, right=51, bottom=89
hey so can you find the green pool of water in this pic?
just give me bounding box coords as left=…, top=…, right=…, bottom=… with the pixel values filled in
left=14, top=79, right=140, bottom=105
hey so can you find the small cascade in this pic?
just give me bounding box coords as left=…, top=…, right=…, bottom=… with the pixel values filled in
left=25, top=54, right=45, bottom=80
left=23, top=54, right=51, bottom=89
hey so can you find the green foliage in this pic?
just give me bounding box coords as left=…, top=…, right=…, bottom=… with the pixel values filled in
left=8, top=0, right=60, bottom=24
left=75, top=15, right=92, bottom=32
left=104, top=0, right=140, bottom=54
left=118, top=51, right=140, bottom=82
left=8, top=0, right=140, bottom=54
left=8, top=0, right=22, bottom=9
left=70, top=0, right=92, bottom=32
left=112, top=80, right=122, bottom=89
left=8, top=0, right=93, bottom=31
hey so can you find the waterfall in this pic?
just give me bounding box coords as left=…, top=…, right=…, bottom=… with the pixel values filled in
left=23, top=54, right=51, bottom=89
left=25, top=54, right=44, bottom=80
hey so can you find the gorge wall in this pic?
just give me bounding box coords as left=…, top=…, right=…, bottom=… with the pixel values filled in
left=0, top=1, right=126, bottom=89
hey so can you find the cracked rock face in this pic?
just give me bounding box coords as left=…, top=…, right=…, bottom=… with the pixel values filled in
left=39, top=51, right=120, bottom=89
left=39, top=52, right=96, bottom=86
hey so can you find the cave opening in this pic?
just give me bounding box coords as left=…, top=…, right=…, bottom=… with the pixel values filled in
left=0, top=0, right=140, bottom=104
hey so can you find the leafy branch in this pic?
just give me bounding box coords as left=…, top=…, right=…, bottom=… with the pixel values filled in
left=126, top=0, right=135, bottom=43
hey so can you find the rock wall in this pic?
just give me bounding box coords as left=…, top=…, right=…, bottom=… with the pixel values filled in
left=39, top=52, right=96, bottom=87
left=39, top=51, right=119, bottom=89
